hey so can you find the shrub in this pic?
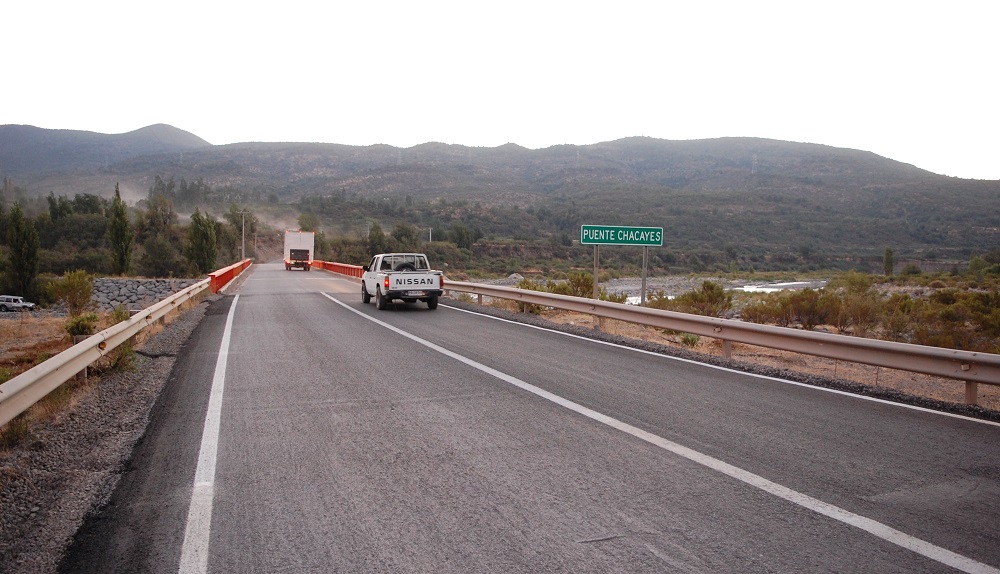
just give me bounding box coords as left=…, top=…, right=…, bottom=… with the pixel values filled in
left=599, top=289, right=628, bottom=304
left=672, top=281, right=733, bottom=317
left=842, top=293, right=880, bottom=337
left=828, top=271, right=873, bottom=295
left=644, top=290, right=673, bottom=310
left=787, top=288, right=826, bottom=330
left=881, top=293, right=914, bottom=342
left=564, top=272, right=593, bottom=298
left=48, top=269, right=94, bottom=317
left=739, top=297, right=776, bottom=324
left=65, top=312, right=99, bottom=337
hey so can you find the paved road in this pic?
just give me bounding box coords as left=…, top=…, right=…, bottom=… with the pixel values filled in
left=62, top=263, right=1000, bottom=573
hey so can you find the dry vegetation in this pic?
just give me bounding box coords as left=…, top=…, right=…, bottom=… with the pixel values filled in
left=0, top=306, right=183, bottom=450
left=0, top=315, right=72, bottom=377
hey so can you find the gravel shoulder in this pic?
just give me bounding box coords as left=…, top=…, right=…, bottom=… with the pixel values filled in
left=0, top=296, right=216, bottom=574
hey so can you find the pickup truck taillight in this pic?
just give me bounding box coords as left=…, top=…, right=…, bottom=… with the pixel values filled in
left=440, top=276, right=445, bottom=289
left=384, top=276, right=390, bottom=290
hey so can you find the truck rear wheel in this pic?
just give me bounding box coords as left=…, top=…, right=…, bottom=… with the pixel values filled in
left=361, top=284, right=371, bottom=304
left=427, top=296, right=438, bottom=310
left=375, top=287, right=387, bottom=310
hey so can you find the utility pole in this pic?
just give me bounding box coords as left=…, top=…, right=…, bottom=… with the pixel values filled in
left=237, top=210, right=251, bottom=260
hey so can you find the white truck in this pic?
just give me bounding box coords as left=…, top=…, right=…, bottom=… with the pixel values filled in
left=284, top=230, right=315, bottom=271
left=361, top=253, right=444, bottom=310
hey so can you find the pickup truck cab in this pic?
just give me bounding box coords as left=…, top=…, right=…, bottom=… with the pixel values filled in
left=361, top=253, right=444, bottom=310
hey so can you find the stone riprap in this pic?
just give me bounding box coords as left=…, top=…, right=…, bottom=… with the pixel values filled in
left=91, top=278, right=201, bottom=312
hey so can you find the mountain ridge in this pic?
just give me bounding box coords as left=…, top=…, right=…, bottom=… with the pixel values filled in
left=1, top=124, right=997, bottom=265
left=0, top=123, right=210, bottom=176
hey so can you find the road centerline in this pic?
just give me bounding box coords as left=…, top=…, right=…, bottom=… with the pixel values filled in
left=325, top=292, right=998, bottom=574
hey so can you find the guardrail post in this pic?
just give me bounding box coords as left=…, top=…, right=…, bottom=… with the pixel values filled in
left=73, top=335, right=88, bottom=381
left=965, top=381, right=979, bottom=405
left=477, top=294, right=483, bottom=305
left=722, top=339, right=733, bottom=360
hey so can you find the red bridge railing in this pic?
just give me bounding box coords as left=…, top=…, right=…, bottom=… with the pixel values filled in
left=311, top=260, right=364, bottom=278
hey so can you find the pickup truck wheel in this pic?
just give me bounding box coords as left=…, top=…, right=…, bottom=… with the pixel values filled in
left=361, top=284, right=371, bottom=304
left=375, top=287, right=387, bottom=310
left=0, top=305, right=7, bottom=312
left=427, top=296, right=439, bottom=310
left=394, top=263, right=416, bottom=271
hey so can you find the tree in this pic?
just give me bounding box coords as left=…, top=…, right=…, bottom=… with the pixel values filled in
left=47, top=192, right=73, bottom=220
left=139, top=235, right=184, bottom=277
left=297, top=212, right=320, bottom=232
left=391, top=223, right=421, bottom=251
left=450, top=222, right=482, bottom=250
left=184, top=209, right=218, bottom=274
left=367, top=222, right=388, bottom=255
left=883, top=246, right=894, bottom=276
left=148, top=175, right=176, bottom=201
left=108, top=183, right=134, bottom=275
left=143, top=193, right=178, bottom=239
left=72, top=193, right=108, bottom=215
left=5, top=203, right=40, bottom=298
left=139, top=234, right=183, bottom=277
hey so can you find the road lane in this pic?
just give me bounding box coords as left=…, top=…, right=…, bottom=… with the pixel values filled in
left=369, top=298, right=1000, bottom=568
left=203, top=265, right=997, bottom=572
left=59, top=263, right=1000, bottom=573
left=332, top=294, right=998, bottom=571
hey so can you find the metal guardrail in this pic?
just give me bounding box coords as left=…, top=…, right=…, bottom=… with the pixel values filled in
left=438, top=281, right=1000, bottom=406
left=0, top=260, right=252, bottom=429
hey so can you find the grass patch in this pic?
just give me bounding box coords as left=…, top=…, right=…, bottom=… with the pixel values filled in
left=680, top=333, right=700, bottom=347
left=0, top=414, right=32, bottom=450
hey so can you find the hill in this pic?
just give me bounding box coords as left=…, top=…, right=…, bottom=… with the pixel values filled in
left=2, top=126, right=998, bottom=270
left=0, top=124, right=210, bottom=176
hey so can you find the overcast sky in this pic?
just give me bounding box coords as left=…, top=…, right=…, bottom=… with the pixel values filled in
left=6, top=1, right=998, bottom=179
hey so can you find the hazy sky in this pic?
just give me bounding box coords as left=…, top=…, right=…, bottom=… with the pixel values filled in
left=6, top=1, right=998, bottom=179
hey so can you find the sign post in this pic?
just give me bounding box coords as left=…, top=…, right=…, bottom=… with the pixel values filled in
left=580, top=225, right=663, bottom=305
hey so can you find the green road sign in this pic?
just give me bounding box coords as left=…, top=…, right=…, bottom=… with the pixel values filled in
left=580, top=225, right=663, bottom=246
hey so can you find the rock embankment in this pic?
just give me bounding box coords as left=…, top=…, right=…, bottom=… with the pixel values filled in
left=91, top=278, right=201, bottom=312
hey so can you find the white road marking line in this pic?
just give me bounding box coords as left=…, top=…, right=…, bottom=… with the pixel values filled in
left=327, top=293, right=1000, bottom=574
left=444, top=303, right=1000, bottom=428
left=178, top=295, right=239, bottom=574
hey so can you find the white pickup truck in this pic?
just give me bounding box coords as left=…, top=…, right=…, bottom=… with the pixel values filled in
left=361, top=253, right=444, bottom=310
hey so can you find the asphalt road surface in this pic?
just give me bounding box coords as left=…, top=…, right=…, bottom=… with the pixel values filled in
left=62, top=263, right=1000, bottom=573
